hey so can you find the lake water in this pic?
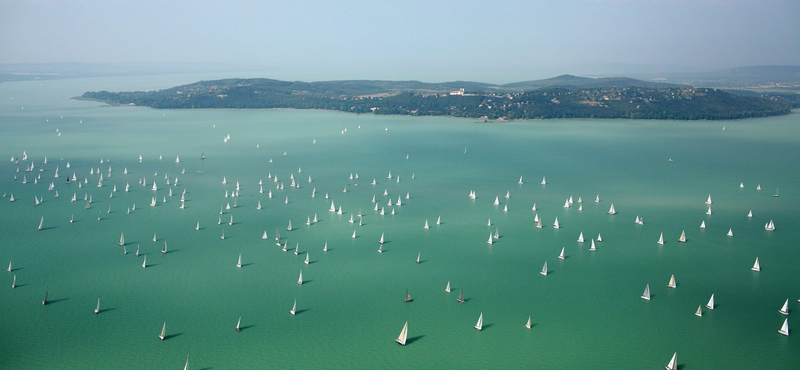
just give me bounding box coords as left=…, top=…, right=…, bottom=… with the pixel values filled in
left=1, top=75, right=798, bottom=370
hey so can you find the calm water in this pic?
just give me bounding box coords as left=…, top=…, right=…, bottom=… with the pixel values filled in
left=1, top=76, right=799, bottom=370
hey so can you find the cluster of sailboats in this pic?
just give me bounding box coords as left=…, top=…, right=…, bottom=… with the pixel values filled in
left=3, top=133, right=794, bottom=370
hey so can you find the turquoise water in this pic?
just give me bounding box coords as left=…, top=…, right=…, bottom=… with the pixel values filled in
left=0, top=76, right=799, bottom=370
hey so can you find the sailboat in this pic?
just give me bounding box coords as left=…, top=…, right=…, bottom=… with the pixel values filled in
left=159, top=322, right=166, bottom=340
left=553, top=217, right=560, bottom=229
left=668, top=275, right=676, bottom=288
left=11, top=275, right=15, bottom=289
left=37, top=216, right=43, bottom=231
left=765, top=220, right=775, bottom=231
left=525, top=316, right=532, bottom=329
left=518, top=176, right=524, bottom=185
left=95, top=298, right=100, bottom=314
left=457, top=289, right=465, bottom=303
left=678, top=231, right=686, bottom=243
left=540, top=261, right=548, bottom=276
left=705, top=195, right=712, bottom=205
left=304, top=253, right=310, bottom=265
left=607, top=203, right=616, bottom=215
left=142, top=254, right=147, bottom=268
left=294, top=243, right=300, bottom=255
left=396, top=321, right=408, bottom=345
left=778, top=318, right=789, bottom=336
left=577, top=232, right=584, bottom=243
left=42, top=285, right=48, bottom=305
left=665, top=352, right=677, bottom=370
left=657, top=232, right=664, bottom=245
left=700, top=220, right=706, bottom=229
left=7, top=261, right=11, bottom=272
left=474, top=313, right=483, bottom=331
left=589, top=239, right=597, bottom=251
left=161, top=241, right=168, bottom=254
left=774, top=188, right=779, bottom=197
left=290, top=298, right=297, bottom=315
left=416, top=252, right=421, bottom=264
left=287, top=219, right=292, bottom=231
left=541, top=176, right=546, bottom=185
left=596, top=233, right=602, bottom=242
left=424, top=220, right=429, bottom=229
left=236, top=254, right=242, bottom=268
left=297, top=270, right=303, bottom=285
left=641, top=284, right=651, bottom=300
left=436, top=216, right=441, bottom=225
left=558, top=247, right=565, bottom=260
left=705, top=294, right=715, bottom=310
left=747, top=210, right=753, bottom=218
left=780, top=299, right=789, bottom=315
left=727, top=228, right=733, bottom=237
left=695, top=305, right=703, bottom=317
left=751, top=258, right=760, bottom=272
left=404, top=289, right=413, bottom=302
left=445, top=281, right=451, bottom=293
left=236, top=316, right=241, bottom=332
left=487, top=233, right=493, bottom=244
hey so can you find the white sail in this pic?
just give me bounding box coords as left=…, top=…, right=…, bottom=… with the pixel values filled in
left=700, top=220, right=706, bottom=229
left=780, top=299, right=789, bottom=315
left=424, top=220, right=429, bottom=229
left=641, top=284, right=651, bottom=300
left=668, top=275, right=676, bottom=288
left=589, top=239, right=597, bottom=251
left=695, top=305, right=703, bottom=317
left=558, top=247, right=565, bottom=260
left=119, top=232, right=125, bottom=246
left=678, top=230, right=686, bottom=243
left=287, top=219, right=292, bottom=231
left=474, top=313, right=483, bottom=331
left=396, top=321, right=408, bottom=345
left=553, top=217, right=559, bottom=229
left=236, top=316, right=241, bottom=332
left=416, top=252, right=421, bottom=264
left=751, top=258, right=760, bottom=272
left=540, top=261, right=548, bottom=276
left=596, top=233, right=602, bottom=242
left=778, top=318, right=789, bottom=336
left=607, top=203, right=616, bottom=215
left=525, top=316, right=532, bottom=329
left=658, top=232, right=664, bottom=245
left=237, top=254, right=242, bottom=268
left=142, top=254, right=147, bottom=268
left=95, top=298, right=100, bottom=314
left=445, top=281, right=451, bottom=293
left=304, top=253, right=310, bottom=265
left=577, top=232, right=584, bottom=243
left=291, top=298, right=297, bottom=315
left=727, top=228, right=733, bottom=237
left=747, top=210, right=753, bottom=218
left=705, top=195, right=712, bottom=205
left=665, top=352, right=677, bottom=370
left=159, top=322, right=166, bottom=340
left=297, top=270, right=303, bottom=285
left=705, top=294, right=715, bottom=310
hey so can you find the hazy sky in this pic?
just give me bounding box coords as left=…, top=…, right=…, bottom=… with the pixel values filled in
left=1, top=0, right=798, bottom=82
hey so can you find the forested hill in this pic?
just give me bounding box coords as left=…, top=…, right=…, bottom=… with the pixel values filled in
left=79, top=77, right=800, bottom=120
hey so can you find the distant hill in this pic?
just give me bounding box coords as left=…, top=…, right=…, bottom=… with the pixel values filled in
left=80, top=77, right=799, bottom=121
left=502, top=74, right=686, bottom=90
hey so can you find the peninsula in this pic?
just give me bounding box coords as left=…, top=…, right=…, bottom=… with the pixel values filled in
left=80, top=75, right=799, bottom=120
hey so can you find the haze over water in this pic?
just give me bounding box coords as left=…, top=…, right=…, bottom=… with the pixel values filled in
left=1, top=75, right=799, bottom=369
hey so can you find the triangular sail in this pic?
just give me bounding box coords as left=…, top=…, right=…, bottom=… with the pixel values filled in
left=558, top=247, right=565, bottom=260
left=540, top=261, right=548, bottom=276
left=159, top=322, right=166, bottom=340
left=668, top=275, right=676, bottom=288
left=445, top=281, right=451, bottom=292
left=778, top=318, right=789, bottom=336
left=641, top=284, right=651, bottom=300
left=665, top=352, right=677, bottom=370
left=396, top=321, right=408, bottom=345
left=525, top=316, right=531, bottom=329
left=751, top=258, right=760, bottom=272
left=780, top=299, right=789, bottom=315
left=657, top=233, right=664, bottom=245
left=706, top=294, right=715, bottom=310
left=474, top=313, right=483, bottom=331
